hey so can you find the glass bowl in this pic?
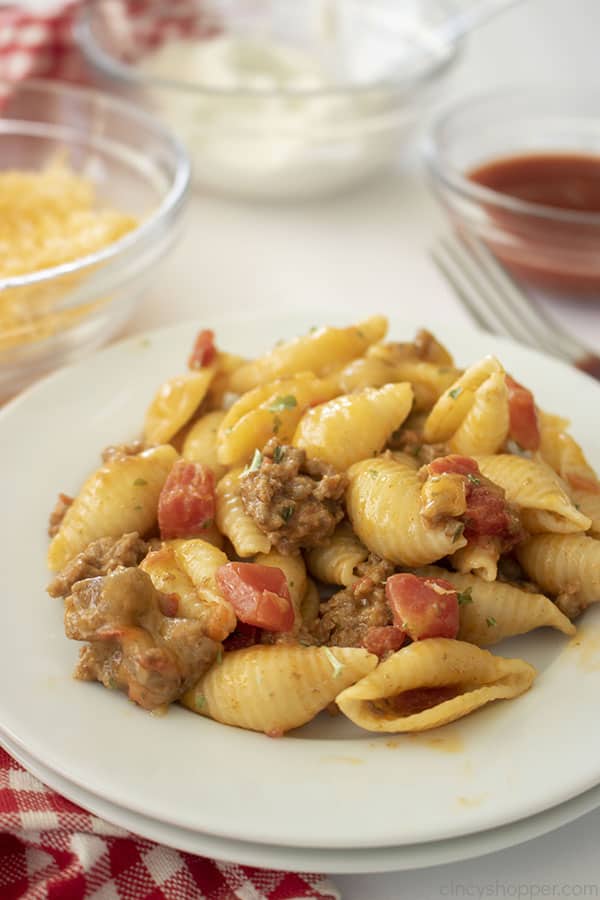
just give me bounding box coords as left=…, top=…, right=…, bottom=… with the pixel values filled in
left=0, top=79, right=190, bottom=401
left=76, top=0, right=458, bottom=201
left=424, top=85, right=600, bottom=301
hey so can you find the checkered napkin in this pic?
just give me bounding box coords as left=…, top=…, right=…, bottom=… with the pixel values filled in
left=0, top=6, right=341, bottom=898
left=0, top=0, right=218, bottom=88
left=0, top=748, right=340, bottom=900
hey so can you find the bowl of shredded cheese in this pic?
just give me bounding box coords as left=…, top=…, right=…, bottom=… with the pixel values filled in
left=0, top=79, right=190, bottom=399
left=77, top=0, right=458, bottom=201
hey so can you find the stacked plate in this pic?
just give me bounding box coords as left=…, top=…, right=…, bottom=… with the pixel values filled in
left=2, top=309, right=600, bottom=874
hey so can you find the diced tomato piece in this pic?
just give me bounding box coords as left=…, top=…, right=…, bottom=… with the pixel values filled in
left=188, top=329, right=217, bottom=369
left=506, top=375, right=540, bottom=451
left=428, top=454, right=479, bottom=477
left=158, top=461, right=215, bottom=540
left=463, top=481, right=515, bottom=539
left=223, top=621, right=259, bottom=651
left=426, top=455, right=519, bottom=542
left=216, top=562, right=295, bottom=633
left=362, top=626, right=406, bottom=657
left=385, top=573, right=459, bottom=641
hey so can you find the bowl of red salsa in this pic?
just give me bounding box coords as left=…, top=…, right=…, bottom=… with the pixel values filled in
left=424, top=86, right=600, bottom=300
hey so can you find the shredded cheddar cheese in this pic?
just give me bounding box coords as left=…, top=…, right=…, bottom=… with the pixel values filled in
left=0, top=158, right=138, bottom=352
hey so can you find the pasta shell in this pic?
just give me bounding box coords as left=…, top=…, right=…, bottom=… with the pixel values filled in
left=144, top=368, right=216, bottom=446
left=346, top=456, right=466, bottom=566
left=300, top=578, right=321, bottom=627
left=336, top=638, right=536, bottom=733
left=417, top=566, right=575, bottom=645
left=450, top=541, right=500, bottom=582
left=475, top=455, right=591, bottom=534
left=333, top=355, right=458, bottom=412
left=516, top=533, right=600, bottom=613
left=47, top=444, right=177, bottom=571
left=228, top=317, right=388, bottom=394
left=140, top=542, right=236, bottom=642
left=449, top=372, right=509, bottom=456
left=217, top=374, right=338, bottom=466
left=254, top=549, right=307, bottom=627
left=423, top=356, right=504, bottom=443
left=537, top=413, right=600, bottom=536
left=215, top=467, right=271, bottom=557
left=293, top=382, right=413, bottom=470
left=182, top=645, right=377, bottom=734
left=306, top=521, right=369, bottom=587
left=181, top=410, right=228, bottom=480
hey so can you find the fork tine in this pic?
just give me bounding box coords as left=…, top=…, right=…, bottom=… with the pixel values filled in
left=430, top=243, right=498, bottom=333
left=434, top=237, right=557, bottom=354
left=437, top=235, right=574, bottom=362
left=464, top=237, right=585, bottom=361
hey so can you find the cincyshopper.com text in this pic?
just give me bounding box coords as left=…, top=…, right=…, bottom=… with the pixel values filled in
left=439, top=882, right=599, bottom=898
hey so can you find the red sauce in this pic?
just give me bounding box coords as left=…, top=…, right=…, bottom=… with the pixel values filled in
left=468, top=153, right=600, bottom=297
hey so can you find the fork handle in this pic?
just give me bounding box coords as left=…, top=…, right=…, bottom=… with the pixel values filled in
left=575, top=354, right=600, bottom=381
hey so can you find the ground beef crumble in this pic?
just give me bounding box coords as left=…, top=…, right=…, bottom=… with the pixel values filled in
left=311, top=554, right=395, bottom=648
left=388, top=429, right=449, bottom=465
left=47, top=532, right=157, bottom=598
left=47, top=493, right=73, bottom=538
left=239, top=439, right=348, bottom=554
left=66, top=567, right=218, bottom=710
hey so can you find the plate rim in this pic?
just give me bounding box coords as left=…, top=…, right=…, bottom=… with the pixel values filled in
left=1, top=308, right=600, bottom=850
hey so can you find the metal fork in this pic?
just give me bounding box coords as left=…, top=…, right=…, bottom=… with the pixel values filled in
left=431, top=233, right=600, bottom=381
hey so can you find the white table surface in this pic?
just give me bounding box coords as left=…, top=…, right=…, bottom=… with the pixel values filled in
left=109, top=0, right=600, bottom=894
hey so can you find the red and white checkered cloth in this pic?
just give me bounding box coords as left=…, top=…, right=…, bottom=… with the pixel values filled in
left=0, top=746, right=340, bottom=899
left=0, top=6, right=340, bottom=897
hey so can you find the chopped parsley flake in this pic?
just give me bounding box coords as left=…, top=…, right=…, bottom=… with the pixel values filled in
left=323, top=647, right=344, bottom=678
left=273, top=445, right=285, bottom=463
left=216, top=648, right=223, bottom=664
left=269, top=395, right=297, bottom=412
left=486, top=616, right=497, bottom=628
left=133, top=504, right=143, bottom=511
left=457, top=588, right=473, bottom=606
left=356, top=329, right=365, bottom=339
left=202, top=518, right=213, bottom=529
left=242, top=448, right=263, bottom=476
left=195, top=694, right=206, bottom=709
left=449, top=387, right=463, bottom=400
left=281, top=505, right=294, bottom=522
left=133, top=477, right=148, bottom=487
left=411, top=444, right=422, bottom=458
left=368, top=469, right=379, bottom=479
left=308, top=326, right=318, bottom=333
left=272, top=415, right=282, bottom=435
left=467, top=474, right=481, bottom=486
left=453, top=523, right=465, bottom=542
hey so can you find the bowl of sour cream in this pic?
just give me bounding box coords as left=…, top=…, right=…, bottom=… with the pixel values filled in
left=77, top=0, right=458, bottom=201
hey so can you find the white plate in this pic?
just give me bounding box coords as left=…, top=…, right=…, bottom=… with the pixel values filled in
left=4, top=729, right=600, bottom=874
left=1, top=309, right=600, bottom=851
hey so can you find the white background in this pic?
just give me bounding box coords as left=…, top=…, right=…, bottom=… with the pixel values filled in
left=23, top=0, right=600, bottom=895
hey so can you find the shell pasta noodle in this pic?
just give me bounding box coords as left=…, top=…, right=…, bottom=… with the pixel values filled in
left=336, top=639, right=536, bottom=733
left=44, top=315, right=600, bottom=739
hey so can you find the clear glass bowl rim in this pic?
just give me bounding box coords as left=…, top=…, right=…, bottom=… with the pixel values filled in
left=0, top=78, right=191, bottom=293
left=75, top=0, right=458, bottom=100
left=424, top=83, right=600, bottom=227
